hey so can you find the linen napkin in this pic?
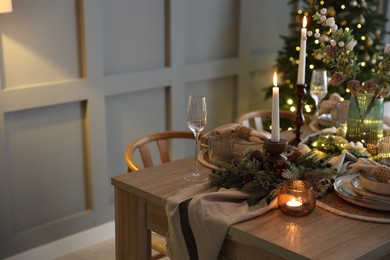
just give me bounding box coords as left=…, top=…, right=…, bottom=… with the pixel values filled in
left=348, top=158, right=390, bottom=183
left=165, top=184, right=278, bottom=260
left=201, top=123, right=271, bottom=145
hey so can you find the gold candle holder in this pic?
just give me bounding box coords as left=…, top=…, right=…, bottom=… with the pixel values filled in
left=278, top=180, right=316, bottom=217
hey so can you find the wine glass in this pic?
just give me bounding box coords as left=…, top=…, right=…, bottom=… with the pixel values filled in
left=184, top=95, right=208, bottom=182
left=310, top=69, right=328, bottom=118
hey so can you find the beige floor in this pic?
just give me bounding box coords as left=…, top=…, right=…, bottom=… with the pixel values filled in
left=53, top=237, right=170, bottom=260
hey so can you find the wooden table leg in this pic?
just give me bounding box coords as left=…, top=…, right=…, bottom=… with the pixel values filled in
left=115, top=187, right=151, bottom=260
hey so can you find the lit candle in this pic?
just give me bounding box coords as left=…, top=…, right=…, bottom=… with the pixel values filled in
left=271, top=72, right=280, bottom=142
left=286, top=197, right=303, bottom=208
left=297, top=16, right=307, bottom=85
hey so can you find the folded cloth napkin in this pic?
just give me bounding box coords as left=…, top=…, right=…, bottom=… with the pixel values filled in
left=298, top=132, right=357, bottom=174
left=318, top=93, right=343, bottom=118
left=201, top=123, right=271, bottom=145
left=348, top=158, right=390, bottom=183
left=165, top=184, right=278, bottom=260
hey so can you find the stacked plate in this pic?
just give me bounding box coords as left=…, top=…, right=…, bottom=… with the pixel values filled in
left=334, top=174, right=390, bottom=211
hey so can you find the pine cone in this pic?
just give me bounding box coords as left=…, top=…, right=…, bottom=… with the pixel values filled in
left=346, top=79, right=361, bottom=94
left=326, top=46, right=341, bottom=58
left=329, top=73, right=346, bottom=86
left=249, top=150, right=263, bottom=162
left=272, top=160, right=290, bottom=174
left=363, top=80, right=378, bottom=93
left=287, top=150, right=302, bottom=163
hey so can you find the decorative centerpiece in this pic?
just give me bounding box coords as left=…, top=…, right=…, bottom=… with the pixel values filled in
left=311, top=8, right=390, bottom=152
left=209, top=150, right=339, bottom=206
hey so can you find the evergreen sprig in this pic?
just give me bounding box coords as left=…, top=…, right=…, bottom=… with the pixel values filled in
left=209, top=150, right=339, bottom=206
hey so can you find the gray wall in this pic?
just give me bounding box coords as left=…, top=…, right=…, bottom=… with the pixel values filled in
left=5, top=0, right=382, bottom=257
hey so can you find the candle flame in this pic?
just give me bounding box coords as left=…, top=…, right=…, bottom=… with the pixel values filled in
left=273, top=71, right=278, bottom=87
left=287, top=198, right=303, bottom=207
left=303, top=16, right=307, bottom=28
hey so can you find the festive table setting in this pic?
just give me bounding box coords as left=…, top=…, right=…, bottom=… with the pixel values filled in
left=164, top=4, right=390, bottom=259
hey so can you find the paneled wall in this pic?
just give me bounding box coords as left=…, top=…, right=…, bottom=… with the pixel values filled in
left=0, top=0, right=290, bottom=257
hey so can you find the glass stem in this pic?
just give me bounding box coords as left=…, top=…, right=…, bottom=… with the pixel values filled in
left=315, top=100, right=319, bottom=118
left=194, top=131, right=200, bottom=175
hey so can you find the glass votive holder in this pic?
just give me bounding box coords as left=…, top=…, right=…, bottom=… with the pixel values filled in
left=208, top=135, right=235, bottom=164
left=278, top=180, right=316, bottom=217
left=336, top=101, right=349, bottom=129
left=377, top=136, right=390, bottom=166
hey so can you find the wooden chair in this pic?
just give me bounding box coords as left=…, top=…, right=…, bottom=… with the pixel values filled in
left=125, top=130, right=195, bottom=172
left=236, top=109, right=312, bottom=132
left=124, top=130, right=195, bottom=259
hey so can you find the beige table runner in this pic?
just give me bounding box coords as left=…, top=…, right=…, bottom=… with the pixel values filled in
left=165, top=184, right=278, bottom=260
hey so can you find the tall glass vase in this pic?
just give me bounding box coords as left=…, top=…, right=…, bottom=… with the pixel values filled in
left=346, top=93, right=384, bottom=153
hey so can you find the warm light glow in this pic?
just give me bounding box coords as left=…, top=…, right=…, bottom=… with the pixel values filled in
left=303, top=16, right=307, bottom=28
left=341, top=5, right=346, bottom=9
left=0, top=0, right=12, bottom=13
left=361, top=36, right=366, bottom=40
left=309, top=64, right=314, bottom=69
left=287, top=198, right=302, bottom=207
left=273, top=72, right=278, bottom=87
left=357, top=24, right=362, bottom=29
left=287, top=99, right=293, bottom=105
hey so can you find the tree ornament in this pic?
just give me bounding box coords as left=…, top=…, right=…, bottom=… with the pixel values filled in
left=366, top=36, right=373, bottom=47
left=358, top=14, right=366, bottom=25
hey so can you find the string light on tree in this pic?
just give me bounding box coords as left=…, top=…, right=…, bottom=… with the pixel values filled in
left=266, top=0, right=387, bottom=110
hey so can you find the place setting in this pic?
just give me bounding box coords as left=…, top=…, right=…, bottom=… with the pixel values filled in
left=186, top=7, right=390, bottom=226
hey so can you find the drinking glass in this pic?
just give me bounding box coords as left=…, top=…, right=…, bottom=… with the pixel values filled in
left=185, top=95, right=208, bottom=181
left=310, top=69, right=328, bottom=117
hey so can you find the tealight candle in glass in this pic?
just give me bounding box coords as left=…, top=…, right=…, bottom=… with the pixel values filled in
left=278, top=180, right=316, bottom=217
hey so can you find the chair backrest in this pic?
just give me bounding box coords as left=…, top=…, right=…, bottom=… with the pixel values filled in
left=124, top=130, right=195, bottom=172
left=236, top=110, right=312, bottom=131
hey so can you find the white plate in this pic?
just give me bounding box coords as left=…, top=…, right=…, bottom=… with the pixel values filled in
left=350, top=176, right=390, bottom=202
left=360, top=174, right=390, bottom=196
left=334, top=174, right=390, bottom=211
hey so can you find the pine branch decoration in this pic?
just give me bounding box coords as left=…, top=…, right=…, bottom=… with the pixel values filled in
left=209, top=150, right=339, bottom=206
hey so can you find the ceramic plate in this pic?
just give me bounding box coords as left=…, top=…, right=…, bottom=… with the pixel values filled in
left=334, top=174, right=390, bottom=211
left=351, top=176, right=390, bottom=202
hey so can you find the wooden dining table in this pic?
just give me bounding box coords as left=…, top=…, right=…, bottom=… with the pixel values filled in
left=111, top=154, right=390, bottom=259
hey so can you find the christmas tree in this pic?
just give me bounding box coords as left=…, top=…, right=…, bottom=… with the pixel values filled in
left=266, top=0, right=388, bottom=113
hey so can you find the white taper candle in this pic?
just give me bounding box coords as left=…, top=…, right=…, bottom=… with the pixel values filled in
left=271, top=72, right=280, bottom=142
left=297, top=16, right=307, bottom=85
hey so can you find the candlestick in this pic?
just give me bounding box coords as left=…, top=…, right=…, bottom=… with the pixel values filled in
left=290, top=83, right=307, bottom=147
left=297, top=16, right=307, bottom=85
left=271, top=72, right=280, bottom=142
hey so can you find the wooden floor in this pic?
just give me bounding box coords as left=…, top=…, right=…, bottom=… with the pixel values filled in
left=53, top=237, right=170, bottom=260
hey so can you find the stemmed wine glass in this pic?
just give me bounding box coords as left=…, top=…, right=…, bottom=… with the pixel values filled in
left=185, top=95, right=208, bottom=182
left=310, top=69, right=328, bottom=118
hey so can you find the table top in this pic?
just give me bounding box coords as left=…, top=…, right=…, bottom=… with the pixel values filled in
left=112, top=156, right=390, bottom=259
